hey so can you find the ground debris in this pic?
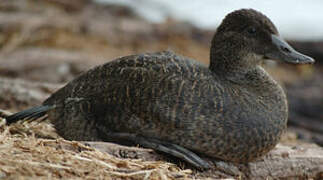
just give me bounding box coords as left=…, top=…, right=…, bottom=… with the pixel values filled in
left=0, top=125, right=192, bottom=180
left=0, top=120, right=322, bottom=179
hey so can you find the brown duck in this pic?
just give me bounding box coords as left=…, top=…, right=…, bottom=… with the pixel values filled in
left=6, top=9, right=314, bottom=169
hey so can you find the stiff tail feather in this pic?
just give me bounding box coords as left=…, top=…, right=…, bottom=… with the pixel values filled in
left=6, top=105, right=54, bottom=125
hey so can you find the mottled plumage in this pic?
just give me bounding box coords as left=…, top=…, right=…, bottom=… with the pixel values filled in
left=6, top=9, right=314, bottom=169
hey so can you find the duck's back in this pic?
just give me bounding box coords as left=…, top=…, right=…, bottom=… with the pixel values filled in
left=44, top=51, right=225, bottom=142
left=43, top=50, right=287, bottom=163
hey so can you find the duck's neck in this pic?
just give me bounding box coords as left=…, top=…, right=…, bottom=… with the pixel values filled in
left=223, top=65, right=287, bottom=117
left=209, top=33, right=286, bottom=100
left=209, top=33, right=255, bottom=73
left=228, top=66, right=281, bottom=93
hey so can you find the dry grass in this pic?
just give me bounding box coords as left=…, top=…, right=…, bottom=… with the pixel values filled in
left=0, top=117, right=192, bottom=180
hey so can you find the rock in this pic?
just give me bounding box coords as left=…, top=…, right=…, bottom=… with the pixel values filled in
left=286, top=72, right=323, bottom=146
left=0, top=48, right=99, bottom=83
left=82, top=141, right=323, bottom=179
left=0, top=77, right=60, bottom=110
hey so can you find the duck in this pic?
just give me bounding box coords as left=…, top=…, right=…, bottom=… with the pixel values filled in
left=5, top=9, right=314, bottom=169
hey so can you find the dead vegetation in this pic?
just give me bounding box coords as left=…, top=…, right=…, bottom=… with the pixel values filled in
left=0, top=117, right=322, bottom=179
left=0, top=123, right=192, bottom=180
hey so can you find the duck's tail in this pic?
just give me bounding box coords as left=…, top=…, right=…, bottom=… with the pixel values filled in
left=5, top=105, right=54, bottom=125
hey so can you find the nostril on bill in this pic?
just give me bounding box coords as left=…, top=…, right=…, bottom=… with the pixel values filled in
left=280, top=46, right=291, bottom=53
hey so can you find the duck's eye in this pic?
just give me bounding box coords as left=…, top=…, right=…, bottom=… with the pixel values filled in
left=247, top=27, right=256, bottom=34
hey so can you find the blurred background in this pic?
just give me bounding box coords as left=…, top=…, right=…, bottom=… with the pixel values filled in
left=0, top=0, right=322, bottom=146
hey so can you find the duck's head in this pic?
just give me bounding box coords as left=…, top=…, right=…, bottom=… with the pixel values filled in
left=210, top=9, right=314, bottom=73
